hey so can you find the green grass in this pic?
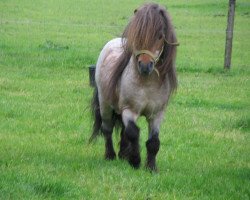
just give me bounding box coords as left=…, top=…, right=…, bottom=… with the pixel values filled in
left=0, top=0, right=249, bottom=199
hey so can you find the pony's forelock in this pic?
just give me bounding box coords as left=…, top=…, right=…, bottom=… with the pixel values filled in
left=124, top=3, right=165, bottom=51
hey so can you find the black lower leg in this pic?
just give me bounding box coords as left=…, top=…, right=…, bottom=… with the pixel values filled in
left=102, top=127, right=116, bottom=160
left=118, top=125, right=130, bottom=160
left=125, top=121, right=141, bottom=168
left=146, top=131, right=160, bottom=171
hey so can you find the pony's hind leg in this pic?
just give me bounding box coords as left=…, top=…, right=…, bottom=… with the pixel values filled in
left=101, top=119, right=116, bottom=160
left=118, top=124, right=130, bottom=160
left=100, top=107, right=116, bottom=160
left=122, top=109, right=141, bottom=168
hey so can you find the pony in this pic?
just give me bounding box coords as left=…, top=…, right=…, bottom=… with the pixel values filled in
left=89, top=3, right=178, bottom=171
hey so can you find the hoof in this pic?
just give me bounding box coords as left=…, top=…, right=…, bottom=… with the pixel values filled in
left=129, top=155, right=141, bottom=169
left=118, top=151, right=129, bottom=161
left=118, top=146, right=131, bottom=161
left=105, top=151, right=116, bottom=160
left=145, top=162, right=158, bottom=172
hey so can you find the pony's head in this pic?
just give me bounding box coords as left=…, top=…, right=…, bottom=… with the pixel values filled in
left=122, top=3, right=179, bottom=77
left=107, top=3, right=178, bottom=99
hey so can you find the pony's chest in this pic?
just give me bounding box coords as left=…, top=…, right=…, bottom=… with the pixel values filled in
left=120, top=84, right=168, bottom=117
left=140, top=89, right=167, bottom=113
left=119, top=66, right=170, bottom=116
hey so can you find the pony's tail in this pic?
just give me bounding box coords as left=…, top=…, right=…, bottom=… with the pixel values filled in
left=89, top=87, right=102, bottom=143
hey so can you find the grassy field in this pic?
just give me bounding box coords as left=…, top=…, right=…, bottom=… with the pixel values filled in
left=0, top=0, right=249, bottom=199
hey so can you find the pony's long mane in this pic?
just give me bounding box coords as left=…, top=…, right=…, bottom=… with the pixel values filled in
left=107, top=3, right=178, bottom=98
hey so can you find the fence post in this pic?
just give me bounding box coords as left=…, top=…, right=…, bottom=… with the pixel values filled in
left=224, top=0, right=236, bottom=69
left=89, top=65, right=96, bottom=87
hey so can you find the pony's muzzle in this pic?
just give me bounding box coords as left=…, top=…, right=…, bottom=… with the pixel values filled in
left=138, top=60, right=154, bottom=76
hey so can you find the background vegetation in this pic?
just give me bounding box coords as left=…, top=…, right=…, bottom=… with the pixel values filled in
left=0, top=0, right=249, bottom=199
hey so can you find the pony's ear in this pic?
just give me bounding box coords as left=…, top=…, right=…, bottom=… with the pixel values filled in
left=134, top=9, right=138, bottom=14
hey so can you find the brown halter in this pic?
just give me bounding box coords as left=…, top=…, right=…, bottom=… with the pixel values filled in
left=134, top=38, right=179, bottom=76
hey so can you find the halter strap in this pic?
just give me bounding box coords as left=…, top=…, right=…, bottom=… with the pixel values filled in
left=134, top=45, right=164, bottom=65
left=134, top=39, right=179, bottom=77
left=134, top=46, right=164, bottom=77
left=135, top=50, right=156, bottom=61
left=164, top=38, right=180, bottom=46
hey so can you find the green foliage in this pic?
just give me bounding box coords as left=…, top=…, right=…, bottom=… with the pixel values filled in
left=0, top=0, right=249, bottom=199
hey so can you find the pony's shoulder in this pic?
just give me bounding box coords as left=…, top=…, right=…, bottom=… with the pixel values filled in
left=104, top=38, right=124, bottom=49
left=100, top=38, right=125, bottom=60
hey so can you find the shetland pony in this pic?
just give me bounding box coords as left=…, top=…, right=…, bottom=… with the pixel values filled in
left=89, top=3, right=178, bottom=171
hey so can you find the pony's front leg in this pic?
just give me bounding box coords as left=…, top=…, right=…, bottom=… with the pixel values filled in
left=146, top=112, right=164, bottom=171
left=122, top=109, right=140, bottom=168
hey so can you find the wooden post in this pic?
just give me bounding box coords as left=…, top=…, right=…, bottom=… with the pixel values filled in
left=224, top=0, right=236, bottom=69
left=89, top=65, right=96, bottom=87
